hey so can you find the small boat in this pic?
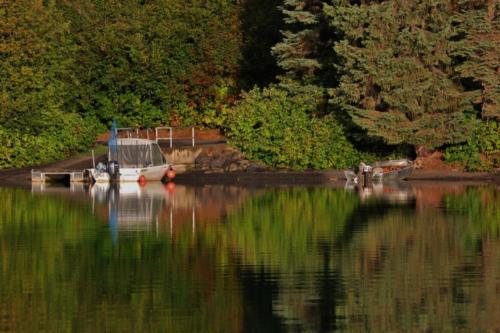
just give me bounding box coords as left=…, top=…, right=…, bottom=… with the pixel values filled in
left=371, top=159, right=414, bottom=181
left=86, top=124, right=174, bottom=183
left=372, top=165, right=414, bottom=181
left=344, top=159, right=414, bottom=183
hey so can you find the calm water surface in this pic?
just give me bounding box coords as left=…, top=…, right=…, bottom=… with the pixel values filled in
left=0, top=182, right=498, bottom=332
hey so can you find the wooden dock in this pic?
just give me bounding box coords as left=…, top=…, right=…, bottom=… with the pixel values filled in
left=31, top=170, right=85, bottom=183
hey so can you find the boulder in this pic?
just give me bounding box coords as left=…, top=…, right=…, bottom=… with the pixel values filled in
left=210, top=156, right=226, bottom=169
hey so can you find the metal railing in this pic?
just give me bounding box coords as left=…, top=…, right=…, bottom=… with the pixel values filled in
left=110, top=127, right=196, bottom=147
left=155, top=127, right=173, bottom=147
left=116, top=127, right=135, bottom=138
left=155, top=127, right=195, bottom=148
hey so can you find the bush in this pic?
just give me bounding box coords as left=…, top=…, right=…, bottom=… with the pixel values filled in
left=0, top=114, right=99, bottom=169
left=225, top=85, right=361, bottom=170
left=444, top=121, right=500, bottom=171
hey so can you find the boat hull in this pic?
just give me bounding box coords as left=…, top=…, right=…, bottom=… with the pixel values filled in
left=344, top=159, right=414, bottom=183
left=88, top=165, right=170, bottom=183
left=373, top=166, right=413, bottom=181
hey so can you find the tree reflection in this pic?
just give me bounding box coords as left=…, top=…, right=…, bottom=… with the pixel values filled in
left=0, top=184, right=498, bottom=332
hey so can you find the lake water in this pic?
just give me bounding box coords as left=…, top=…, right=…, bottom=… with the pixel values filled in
left=0, top=182, right=498, bottom=332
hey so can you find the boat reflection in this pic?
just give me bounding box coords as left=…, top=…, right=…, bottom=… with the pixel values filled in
left=89, top=183, right=253, bottom=238
left=32, top=182, right=253, bottom=237
left=344, top=180, right=415, bottom=203
left=92, top=183, right=167, bottom=233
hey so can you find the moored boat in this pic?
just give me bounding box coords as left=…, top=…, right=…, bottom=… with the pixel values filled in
left=86, top=126, right=174, bottom=183
left=345, top=159, right=414, bottom=183
left=372, top=165, right=414, bottom=181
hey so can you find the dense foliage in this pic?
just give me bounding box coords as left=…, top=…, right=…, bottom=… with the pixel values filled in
left=226, top=84, right=361, bottom=169
left=60, top=0, right=241, bottom=127
left=0, top=0, right=498, bottom=170
left=0, top=0, right=242, bottom=168
left=0, top=116, right=97, bottom=168
left=450, top=0, right=499, bottom=120
left=444, top=120, right=500, bottom=171
left=328, top=0, right=475, bottom=149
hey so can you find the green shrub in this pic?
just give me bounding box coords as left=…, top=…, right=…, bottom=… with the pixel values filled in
left=225, top=85, right=361, bottom=170
left=444, top=121, right=500, bottom=171
left=0, top=114, right=99, bottom=169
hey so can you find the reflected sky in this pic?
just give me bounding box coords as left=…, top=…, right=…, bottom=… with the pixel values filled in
left=1, top=182, right=499, bottom=332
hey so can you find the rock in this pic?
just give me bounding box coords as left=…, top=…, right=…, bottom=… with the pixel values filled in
left=210, top=156, right=226, bottom=169
left=227, top=151, right=243, bottom=161
left=246, top=162, right=267, bottom=172
left=237, top=160, right=250, bottom=170
left=227, top=163, right=241, bottom=172
left=194, top=155, right=211, bottom=168
left=205, top=168, right=224, bottom=174
left=187, top=143, right=257, bottom=173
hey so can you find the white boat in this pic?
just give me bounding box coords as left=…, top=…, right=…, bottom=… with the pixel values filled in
left=86, top=138, right=173, bottom=183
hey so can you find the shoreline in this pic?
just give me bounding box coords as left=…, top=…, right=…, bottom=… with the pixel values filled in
left=173, top=170, right=500, bottom=186
left=1, top=166, right=498, bottom=187
left=1, top=152, right=498, bottom=186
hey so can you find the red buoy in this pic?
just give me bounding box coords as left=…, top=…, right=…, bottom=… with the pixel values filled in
left=166, top=168, right=176, bottom=180
left=138, top=175, right=147, bottom=186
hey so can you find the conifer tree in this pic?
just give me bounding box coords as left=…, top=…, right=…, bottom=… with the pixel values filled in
left=451, top=0, right=499, bottom=120
left=272, top=0, right=334, bottom=84
left=327, top=0, right=474, bottom=150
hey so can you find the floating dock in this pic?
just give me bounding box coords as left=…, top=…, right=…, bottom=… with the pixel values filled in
left=31, top=170, right=85, bottom=183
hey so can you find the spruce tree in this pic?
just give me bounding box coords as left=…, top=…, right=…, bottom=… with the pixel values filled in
left=327, top=0, right=475, bottom=150
left=451, top=0, right=499, bottom=120
left=272, top=0, right=334, bottom=84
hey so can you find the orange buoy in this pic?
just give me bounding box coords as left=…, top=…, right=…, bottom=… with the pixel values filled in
left=138, top=175, right=147, bottom=186
left=166, top=168, right=176, bottom=180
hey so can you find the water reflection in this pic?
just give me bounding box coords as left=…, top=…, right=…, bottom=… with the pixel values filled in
left=344, top=180, right=415, bottom=203
left=0, top=182, right=498, bottom=332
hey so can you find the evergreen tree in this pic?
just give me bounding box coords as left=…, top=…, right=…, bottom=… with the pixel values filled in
left=327, top=0, right=474, bottom=150
left=451, top=0, right=499, bottom=120
left=272, top=0, right=334, bottom=84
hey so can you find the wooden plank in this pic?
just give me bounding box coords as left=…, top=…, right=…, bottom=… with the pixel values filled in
left=31, top=170, right=87, bottom=183
left=70, top=172, right=85, bottom=183
left=31, top=170, right=44, bottom=183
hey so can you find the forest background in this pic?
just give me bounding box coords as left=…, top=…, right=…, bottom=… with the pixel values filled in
left=0, top=0, right=498, bottom=171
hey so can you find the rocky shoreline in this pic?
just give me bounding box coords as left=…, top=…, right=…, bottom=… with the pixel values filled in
left=0, top=166, right=498, bottom=187
left=0, top=143, right=498, bottom=186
